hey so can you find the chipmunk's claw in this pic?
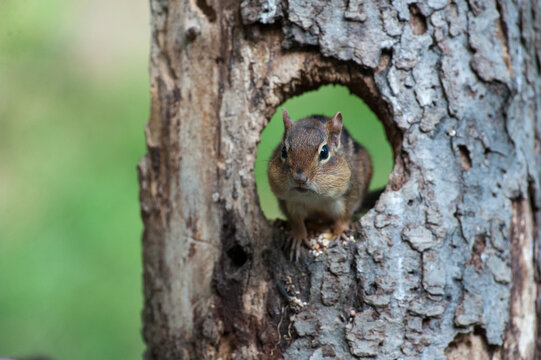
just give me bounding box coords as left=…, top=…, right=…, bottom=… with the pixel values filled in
left=284, top=236, right=309, bottom=262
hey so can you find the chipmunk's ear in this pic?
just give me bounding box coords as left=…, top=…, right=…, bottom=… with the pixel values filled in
left=282, top=108, right=293, bottom=133
left=328, top=112, right=343, bottom=148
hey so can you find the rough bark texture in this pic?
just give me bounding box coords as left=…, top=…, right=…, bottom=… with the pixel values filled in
left=139, top=0, right=541, bottom=358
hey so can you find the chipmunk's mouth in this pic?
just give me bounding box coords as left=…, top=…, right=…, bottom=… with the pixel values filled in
left=294, top=186, right=309, bottom=193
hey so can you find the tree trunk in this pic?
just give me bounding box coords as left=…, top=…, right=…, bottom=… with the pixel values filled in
left=138, top=0, right=541, bottom=358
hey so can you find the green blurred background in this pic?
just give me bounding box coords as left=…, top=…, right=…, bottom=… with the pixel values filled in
left=0, top=0, right=149, bottom=358
left=0, top=1, right=392, bottom=359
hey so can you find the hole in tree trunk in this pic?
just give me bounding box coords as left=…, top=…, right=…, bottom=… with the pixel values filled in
left=226, top=244, right=249, bottom=267
left=255, top=84, right=393, bottom=220
left=195, top=0, right=217, bottom=22
left=445, top=326, right=496, bottom=359
left=408, top=4, right=427, bottom=35
left=467, top=234, right=486, bottom=271
left=458, top=145, right=472, bottom=171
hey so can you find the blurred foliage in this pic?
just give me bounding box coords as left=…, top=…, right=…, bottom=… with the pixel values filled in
left=255, top=85, right=393, bottom=219
left=0, top=0, right=392, bottom=359
left=0, top=0, right=148, bottom=359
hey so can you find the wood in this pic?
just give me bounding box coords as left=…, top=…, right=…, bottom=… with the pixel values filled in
left=139, top=0, right=541, bottom=358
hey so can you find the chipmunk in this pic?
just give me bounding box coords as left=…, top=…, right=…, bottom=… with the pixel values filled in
left=268, top=109, right=373, bottom=261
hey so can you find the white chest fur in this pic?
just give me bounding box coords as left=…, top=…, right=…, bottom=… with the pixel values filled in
left=285, top=193, right=345, bottom=221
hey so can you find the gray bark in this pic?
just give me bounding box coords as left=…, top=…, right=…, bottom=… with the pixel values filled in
left=139, top=0, right=541, bottom=358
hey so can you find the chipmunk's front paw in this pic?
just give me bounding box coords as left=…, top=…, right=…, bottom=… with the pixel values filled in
left=284, top=235, right=310, bottom=262
left=332, top=220, right=350, bottom=239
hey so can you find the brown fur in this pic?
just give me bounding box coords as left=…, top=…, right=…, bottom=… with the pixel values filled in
left=268, top=110, right=373, bottom=260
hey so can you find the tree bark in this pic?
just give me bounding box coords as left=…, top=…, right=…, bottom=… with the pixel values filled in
left=139, top=0, right=541, bottom=358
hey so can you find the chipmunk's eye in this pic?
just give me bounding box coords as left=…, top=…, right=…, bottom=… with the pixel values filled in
left=281, top=146, right=287, bottom=159
left=319, top=144, right=329, bottom=160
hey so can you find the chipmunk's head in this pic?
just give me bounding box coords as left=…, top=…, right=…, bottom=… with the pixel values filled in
left=268, top=108, right=351, bottom=200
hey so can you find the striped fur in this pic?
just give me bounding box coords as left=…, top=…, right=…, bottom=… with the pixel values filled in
left=268, top=110, right=373, bottom=260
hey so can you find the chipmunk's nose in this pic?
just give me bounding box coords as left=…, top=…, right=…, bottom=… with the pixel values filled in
left=293, top=170, right=307, bottom=185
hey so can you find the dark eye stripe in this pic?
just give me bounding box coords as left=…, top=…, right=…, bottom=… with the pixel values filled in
left=281, top=146, right=287, bottom=159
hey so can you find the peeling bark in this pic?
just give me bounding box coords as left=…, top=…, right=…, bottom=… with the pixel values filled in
left=140, top=0, right=541, bottom=358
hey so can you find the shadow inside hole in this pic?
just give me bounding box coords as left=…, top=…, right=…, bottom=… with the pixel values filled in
left=226, top=244, right=249, bottom=267
left=255, top=84, right=393, bottom=220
